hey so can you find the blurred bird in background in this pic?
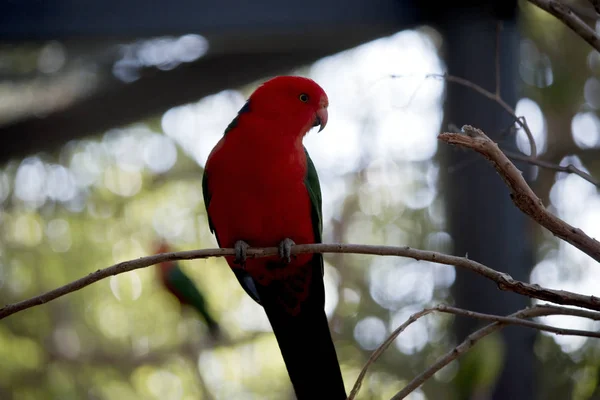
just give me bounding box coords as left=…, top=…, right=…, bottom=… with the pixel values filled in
left=154, top=240, right=221, bottom=340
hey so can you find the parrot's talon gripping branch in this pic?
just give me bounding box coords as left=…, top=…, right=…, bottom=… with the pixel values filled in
left=234, top=240, right=250, bottom=266
left=278, top=238, right=296, bottom=264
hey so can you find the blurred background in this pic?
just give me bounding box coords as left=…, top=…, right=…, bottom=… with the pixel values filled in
left=1, top=0, right=600, bottom=399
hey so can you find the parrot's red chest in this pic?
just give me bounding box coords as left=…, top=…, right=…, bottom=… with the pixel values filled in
left=205, top=129, right=316, bottom=283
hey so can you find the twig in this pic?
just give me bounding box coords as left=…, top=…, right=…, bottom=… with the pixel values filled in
left=503, top=149, right=600, bottom=187
left=591, top=0, right=600, bottom=15
left=439, top=125, right=600, bottom=262
left=397, top=72, right=597, bottom=186
left=537, top=303, right=600, bottom=320
left=435, top=304, right=600, bottom=337
left=495, top=20, right=503, bottom=97
left=391, top=314, right=511, bottom=399
left=3, top=243, right=600, bottom=320
left=419, top=73, right=538, bottom=158
left=528, top=0, right=600, bottom=53
left=444, top=124, right=588, bottom=185
left=348, top=303, right=600, bottom=400
left=390, top=304, right=600, bottom=399
left=347, top=308, right=437, bottom=400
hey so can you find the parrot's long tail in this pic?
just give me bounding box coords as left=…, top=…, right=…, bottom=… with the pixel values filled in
left=255, top=257, right=347, bottom=400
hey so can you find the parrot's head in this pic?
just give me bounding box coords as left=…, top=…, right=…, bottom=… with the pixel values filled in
left=249, top=75, right=329, bottom=138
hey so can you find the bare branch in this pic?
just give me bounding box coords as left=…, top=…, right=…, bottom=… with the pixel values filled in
left=419, top=73, right=538, bottom=158
left=390, top=304, right=600, bottom=399
left=391, top=314, right=510, bottom=399
left=349, top=304, right=600, bottom=399
left=528, top=0, right=600, bottom=53
left=435, top=304, right=600, bottom=338
left=400, top=73, right=597, bottom=186
left=591, top=0, right=600, bottom=15
left=444, top=124, right=596, bottom=187
left=495, top=20, right=503, bottom=96
left=347, top=308, right=437, bottom=400
left=503, top=149, right=600, bottom=187
left=538, top=303, right=600, bottom=320
left=3, top=243, right=600, bottom=320
left=439, top=125, right=600, bottom=262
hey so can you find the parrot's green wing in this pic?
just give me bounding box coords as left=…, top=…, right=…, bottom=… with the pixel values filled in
left=202, top=171, right=216, bottom=236
left=303, top=146, right=324, bottom=275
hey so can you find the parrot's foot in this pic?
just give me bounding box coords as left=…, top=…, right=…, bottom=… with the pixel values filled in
left=234, top=240, right=250, bottom=266
left=278, top=238, right=296, bottom=264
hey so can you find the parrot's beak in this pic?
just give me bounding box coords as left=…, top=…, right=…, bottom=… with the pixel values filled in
left=314, top=107, right=328, bottom=132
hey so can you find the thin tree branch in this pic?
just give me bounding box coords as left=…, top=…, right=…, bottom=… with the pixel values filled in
left=390, top=311, right=516, bottom=399
left=347, top=307, right=436, bottom=400
left=528, top=0, right=600, bottom=53
left=439, top=125, right=600, bottom=262
left=435, top=304, right=600, bottom=337
left=537, top=303, right=600, bottom=320
left=396, top=72, right=598, bottom=186
left=348, top=303, right=600, bottom=399
left=591, top=0, right=600, bottom=15
left=503, top=149, right=600, bottom=187
left=495, top=20, right=502, bottom=97
left=389, top=304, right=600, bottom=399
left=415, top=73, right=538, bottom=158
left=3, top=243, right=600, bottom=320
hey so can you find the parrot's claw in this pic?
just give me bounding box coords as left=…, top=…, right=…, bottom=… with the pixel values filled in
left=278, top=238, right=296, bottom=264
left=234, top=240, right=250, bottom=266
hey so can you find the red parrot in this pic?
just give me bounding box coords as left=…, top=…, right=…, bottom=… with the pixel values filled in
left=155, top=241, right=221, bottom=339
left=202, top=76, right=346, bottom=399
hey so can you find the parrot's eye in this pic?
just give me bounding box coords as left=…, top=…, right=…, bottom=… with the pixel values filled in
left=299, top=93, right=309, bottom=103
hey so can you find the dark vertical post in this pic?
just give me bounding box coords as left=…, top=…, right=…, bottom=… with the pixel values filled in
left=434, top=3, right=536, bottom=399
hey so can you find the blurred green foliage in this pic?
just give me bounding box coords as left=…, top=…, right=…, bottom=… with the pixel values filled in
left=1, top=2, right=600, bottom=399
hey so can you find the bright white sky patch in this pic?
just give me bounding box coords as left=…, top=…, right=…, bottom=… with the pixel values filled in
left=161, top=29, right=445, bottom=180
left=571, top=111, right=600, bottom=149
left=161, top=90, right=246, bottom=167
left=307, top=30, right=444, bottom=169
left=354, top=316, right=387, bottom=350
left=390, top=305, right=432, bottom=355
left=515, top=97, right=546, bottom=155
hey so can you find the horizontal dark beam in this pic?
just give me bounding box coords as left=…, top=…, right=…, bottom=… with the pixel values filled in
left=0, top=0, right=410, bottom=40
left=0, top=0, right=419, bottom=163
left=0, top=51, right=327, bottom=162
